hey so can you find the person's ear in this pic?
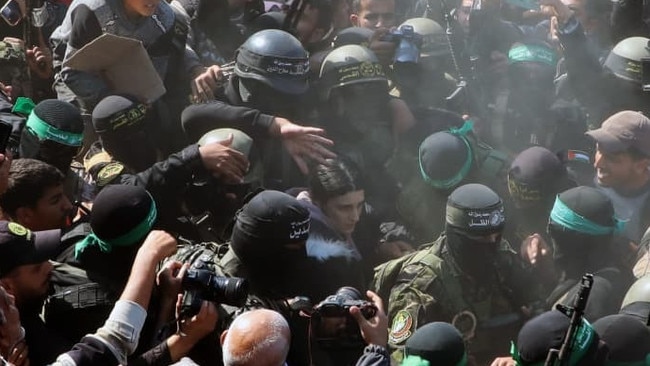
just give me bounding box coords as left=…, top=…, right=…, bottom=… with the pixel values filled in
left=633, top=158, right=650, bottom=175
left=220, top=330, right=228, bottom=346
left=350, top=13, right=359, bottom=26
left=0, top=278, right=15, bottom=296
left=311, top=28, right=326, bottom=43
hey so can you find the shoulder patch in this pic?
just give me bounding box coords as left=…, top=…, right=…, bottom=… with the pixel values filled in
left=389, top=310, right=414, bottom=344
left=7, top=222, right=29, bottom=237
left=96, top=162, right=124, bottom=187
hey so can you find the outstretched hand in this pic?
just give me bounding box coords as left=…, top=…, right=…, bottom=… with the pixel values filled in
left=272, top=117, right=336, bottom=174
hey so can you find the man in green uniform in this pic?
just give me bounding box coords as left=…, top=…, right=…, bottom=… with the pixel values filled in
left=396, top=121, right=510, bottom=244
left=372, top=183, right=531, bottom=365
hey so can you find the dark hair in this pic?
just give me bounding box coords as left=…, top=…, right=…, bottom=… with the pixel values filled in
left=311, top=0, right=334, bottom=31
left=309, top=158, right=364, bottom=203
left=0, top=159, right=65, bottom=217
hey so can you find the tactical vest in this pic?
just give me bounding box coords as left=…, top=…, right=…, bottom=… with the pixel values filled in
left=45, top=223, right=118, bottom=342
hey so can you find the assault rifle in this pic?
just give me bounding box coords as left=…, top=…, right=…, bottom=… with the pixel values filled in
left=434, top=0, right=488, bottom=118
left=544, top=274, right=594, bottom=366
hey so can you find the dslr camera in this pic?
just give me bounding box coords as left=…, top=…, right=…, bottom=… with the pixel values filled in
left=381, top=25, right=423, bottom=65
left=180, top=259, right=249, bottom=318
left=311, top=287, right=377, bottom=349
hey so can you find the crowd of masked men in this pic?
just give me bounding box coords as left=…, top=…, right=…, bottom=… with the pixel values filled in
left=2, top=0, right=650, bottom=363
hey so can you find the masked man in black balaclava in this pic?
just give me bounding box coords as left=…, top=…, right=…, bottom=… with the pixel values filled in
left=546, top=186, right=635, bottom=320
left=373, top=183, right=534, bottom=365
left=219, top=189, right=340, bottom=365
left=18, top=99, right=93, bottom=205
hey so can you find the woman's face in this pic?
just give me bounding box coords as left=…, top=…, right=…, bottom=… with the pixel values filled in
left=320, top=190, right=365, bottom=235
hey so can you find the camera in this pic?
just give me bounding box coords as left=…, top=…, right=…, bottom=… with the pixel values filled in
left=311, top=287, right=377, bottom=349
left=381, top=25, right=423, bottom=65
left=180, top=259, right=249, bottom=318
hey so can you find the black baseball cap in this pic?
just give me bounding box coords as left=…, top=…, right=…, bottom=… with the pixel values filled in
left=0, top=221, right=60, bottom=277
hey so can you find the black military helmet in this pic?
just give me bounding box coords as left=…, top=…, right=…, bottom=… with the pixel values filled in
left=235, top=29, right=310, bottom=94
left=318, top=44, right=388, bottom=99
left=446, top=183, right=505, bottom=235
left=331, top=27, right=374, bottom=48
left=604, top=37, right=650, bottom=85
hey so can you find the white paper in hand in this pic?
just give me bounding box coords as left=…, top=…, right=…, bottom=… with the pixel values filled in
left=63, top=33, right=166, bottom=103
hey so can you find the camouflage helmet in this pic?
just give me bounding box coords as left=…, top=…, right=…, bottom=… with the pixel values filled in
left=235, top=29, right=310, bottom=94
left=604, top=36, right=650, bottom=85
left=0, top=39, right=27, bottom=85
left=0, top=39, right=26, bottom=66
left=621, top=275, right=650, bottom=309
left=198, top=128, right=262, bottom=184
left=318, top=44, right=388, bottom=99
left=399, top=18, right=450, bottom=58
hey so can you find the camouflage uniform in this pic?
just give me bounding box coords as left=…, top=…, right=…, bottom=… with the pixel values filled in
left=0, top=40, right=31, bottom=98
left=395, top=136, right=511, bottom=244
left=371, top=234, right=529, bottom=365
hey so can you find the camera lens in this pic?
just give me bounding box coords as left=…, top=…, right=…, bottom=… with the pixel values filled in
left=335, top=287, right=363, bottom=301
left=210, top=276, right=250, bottom=307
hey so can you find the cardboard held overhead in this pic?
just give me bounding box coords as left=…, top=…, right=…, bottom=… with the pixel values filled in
left=64, top=33, right=166, bottom=103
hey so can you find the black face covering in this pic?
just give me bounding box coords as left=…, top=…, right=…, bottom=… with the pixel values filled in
left=548, top=224, right=611, bottom=278
left=20, top=131, right=78, bottom=173
left=239, top=78, right=298, bottom=118
left=445, top=226, right=501, bottom=281
left=509, top=63, right=555, bottom=114
left=326, top=84, right=395, bottom=168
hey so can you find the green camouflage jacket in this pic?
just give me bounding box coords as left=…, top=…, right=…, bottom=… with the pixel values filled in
left=371, top=234, right=528, bottom=364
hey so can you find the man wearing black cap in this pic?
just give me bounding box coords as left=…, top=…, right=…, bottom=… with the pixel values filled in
left=593, top=314, right=650, bottom=365
left=373, top=184, right=532, bottom=365
left=396, top=124, right=511, bottom=244
left=586, top=110, right=650, bottom=245
left=219, top=189, right=341, bottom=365
left=403, top=322, right=468, bottom=366
left=18, top=99, right=94, bottom=205
left=505, top=310, right=608, bottom=366
left=181, top=30, right=336, bottom=190
left=0, top=221, right=72, bottom=365
left=546, top=186, right=635, bottom=320
left=507, top=147, right=575, bottom=269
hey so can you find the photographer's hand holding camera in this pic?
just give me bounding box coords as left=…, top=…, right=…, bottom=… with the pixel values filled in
left=153, top=259, right=219, bottom=363
left=46, top=230, right=177, bottom=366
left=351, top=290, right=390, bottom=366
left=169, top=293, right=218, bottom=360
